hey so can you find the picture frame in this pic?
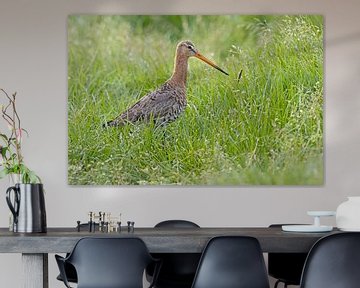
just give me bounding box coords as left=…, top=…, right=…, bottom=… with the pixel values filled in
left=67, top=15, right=323, bottom=185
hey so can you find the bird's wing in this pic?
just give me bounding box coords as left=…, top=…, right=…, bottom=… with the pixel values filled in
left=108, top=84, right=186, bottom=126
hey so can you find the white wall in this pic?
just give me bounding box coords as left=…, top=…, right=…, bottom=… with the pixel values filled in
left=0, top=0, right=360, bottom=287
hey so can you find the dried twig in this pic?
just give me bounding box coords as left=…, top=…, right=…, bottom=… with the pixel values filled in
left=0, top=89, right=23, bottom=165
left=0, top=88, right=40, bottom=183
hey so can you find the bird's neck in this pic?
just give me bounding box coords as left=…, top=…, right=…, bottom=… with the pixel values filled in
left=168, top=53, right=188, bottom=87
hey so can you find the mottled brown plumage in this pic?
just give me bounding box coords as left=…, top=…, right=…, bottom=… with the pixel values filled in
left=105, top=40, right=228, bottom=127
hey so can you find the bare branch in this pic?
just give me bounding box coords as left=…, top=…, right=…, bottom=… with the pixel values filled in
left=0, top=89, right=23, bottom=166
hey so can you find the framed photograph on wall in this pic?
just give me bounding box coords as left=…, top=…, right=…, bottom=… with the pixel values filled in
left=67, top=15, right=323, bottom=185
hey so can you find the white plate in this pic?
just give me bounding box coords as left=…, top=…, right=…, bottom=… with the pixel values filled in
left=282, top=225, right=333, bottom=232
left=307, top=211, right=336, bottom=217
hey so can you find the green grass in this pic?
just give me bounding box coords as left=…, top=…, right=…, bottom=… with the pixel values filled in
left=67, top=15, right=323, bottom=185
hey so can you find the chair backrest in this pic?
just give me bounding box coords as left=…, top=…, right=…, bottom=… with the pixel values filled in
left=155, top=219, right=200, bottom=228
left=268, top=224, right=308, bottom=285
left=150, top=220, right=201, bottom=287
left=66, top=237, right=154, bottom=288
left=300, top=232, right=360, bottom=288
left=191, top=236, right=270, bottom=288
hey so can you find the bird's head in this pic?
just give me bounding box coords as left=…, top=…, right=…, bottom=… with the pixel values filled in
left=177, top=40, right=229, bottom=76
left=177, top=40, right=198, bottom=57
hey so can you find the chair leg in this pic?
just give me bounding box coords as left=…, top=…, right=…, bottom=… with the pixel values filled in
left=274, top=280, right=289, bottom=288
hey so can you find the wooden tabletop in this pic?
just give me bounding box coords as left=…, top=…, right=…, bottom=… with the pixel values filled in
left=0, top=227, right=340, bottom=253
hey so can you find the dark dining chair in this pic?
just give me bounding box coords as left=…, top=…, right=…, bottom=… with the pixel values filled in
left=55, top=237, right=161, bottom=288
left=300, top=232, right=360, bottom=288
left=146, top=220, right=201, bottom=288
left=56, top=223, right=99, bottom=284
left=191, top=236, right=270, bottom=288
left=268, top=224, right=308, bottom=288
left=56, top=262, right=77, bottom=284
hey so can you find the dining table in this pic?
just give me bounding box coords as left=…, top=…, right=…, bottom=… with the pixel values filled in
left=0, top=226, right=340, bottom=288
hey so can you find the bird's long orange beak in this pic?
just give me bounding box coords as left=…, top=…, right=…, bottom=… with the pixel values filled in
left=195, top=52, right=229, bottom=76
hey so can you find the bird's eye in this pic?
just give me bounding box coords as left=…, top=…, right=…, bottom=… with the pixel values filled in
left=187, top=45, right=193, bottom=49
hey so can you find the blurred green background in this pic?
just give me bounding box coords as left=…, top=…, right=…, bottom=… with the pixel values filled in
left=68, top=15, right=323, bottom=185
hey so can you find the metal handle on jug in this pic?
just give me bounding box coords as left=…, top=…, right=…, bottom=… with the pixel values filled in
left=6, top=186, right=20, bottom=224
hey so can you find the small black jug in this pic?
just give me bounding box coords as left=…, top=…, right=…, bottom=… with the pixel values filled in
left=6, top=183, right=47, bottom=233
